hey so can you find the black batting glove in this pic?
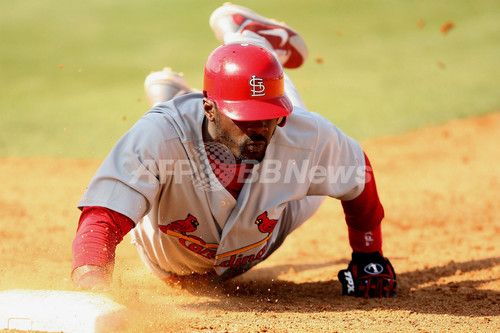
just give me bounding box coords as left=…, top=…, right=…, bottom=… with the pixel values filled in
left=338, top=251, right=397, bottom=298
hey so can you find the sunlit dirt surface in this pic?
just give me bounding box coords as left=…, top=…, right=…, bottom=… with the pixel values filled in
left=0, top=113, right=498, bottom=332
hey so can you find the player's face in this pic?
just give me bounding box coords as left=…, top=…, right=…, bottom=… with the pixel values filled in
left=206, top=101, right=279, bottom=162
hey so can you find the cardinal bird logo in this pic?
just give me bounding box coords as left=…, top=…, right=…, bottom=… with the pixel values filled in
left=255, top=211, right=278, bottom=234
left=159, top=214, right=199, bottom=235
left=215, top=211, right=278, bottom=266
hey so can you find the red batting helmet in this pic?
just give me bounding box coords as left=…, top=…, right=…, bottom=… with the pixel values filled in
left=203, top=42, right=293, bottom=122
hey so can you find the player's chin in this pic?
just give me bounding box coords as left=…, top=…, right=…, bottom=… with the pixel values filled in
left=241, top=148, right=267, bottom=163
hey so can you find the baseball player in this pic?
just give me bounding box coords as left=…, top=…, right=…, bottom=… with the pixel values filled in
left=72, top=4, right=397, bottom=298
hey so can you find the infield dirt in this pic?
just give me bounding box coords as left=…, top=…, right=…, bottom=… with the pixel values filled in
left=0, top=113, right=498, bottom=332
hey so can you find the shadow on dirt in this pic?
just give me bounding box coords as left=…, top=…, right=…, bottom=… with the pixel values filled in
left=173, top=257, right=500, bottom=317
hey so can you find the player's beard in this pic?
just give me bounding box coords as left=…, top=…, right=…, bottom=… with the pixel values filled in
left=213, top=117, right=270, bottom=163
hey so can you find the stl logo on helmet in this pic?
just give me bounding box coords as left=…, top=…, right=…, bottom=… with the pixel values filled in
left=249, top=75, right=266, bottom=97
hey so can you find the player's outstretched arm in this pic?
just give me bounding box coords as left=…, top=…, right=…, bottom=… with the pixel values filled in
left=338, top=153, right=397, bottom=298
left=71, top=206, right=134, bottom=290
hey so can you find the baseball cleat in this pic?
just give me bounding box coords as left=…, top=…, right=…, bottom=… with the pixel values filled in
left=209, top=3, right=308, bottom=69
left=144, top=67, right=196, bottom=106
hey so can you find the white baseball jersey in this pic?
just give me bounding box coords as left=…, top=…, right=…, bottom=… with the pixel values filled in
left=79, top=93, right=366, bottom=279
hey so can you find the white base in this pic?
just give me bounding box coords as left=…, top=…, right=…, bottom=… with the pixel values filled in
left=0, top=289, right=129, bottom=333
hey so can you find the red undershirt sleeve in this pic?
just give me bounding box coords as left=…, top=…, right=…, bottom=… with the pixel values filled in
left=341, top=153, right=384, bottom=253
left=71, top=206, right=135, bottom=274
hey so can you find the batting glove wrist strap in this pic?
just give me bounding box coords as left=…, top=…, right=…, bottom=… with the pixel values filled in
left=338, top=251, right=397, bottom=298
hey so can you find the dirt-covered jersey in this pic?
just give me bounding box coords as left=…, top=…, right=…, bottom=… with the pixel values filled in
left=79, top=93, right=366, bottom=277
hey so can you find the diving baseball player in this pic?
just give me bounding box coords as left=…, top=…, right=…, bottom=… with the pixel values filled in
left=72, top=4, right=397, bottom=298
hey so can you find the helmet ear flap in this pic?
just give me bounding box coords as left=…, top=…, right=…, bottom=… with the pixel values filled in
left=277, top=116, right=287, bottom=127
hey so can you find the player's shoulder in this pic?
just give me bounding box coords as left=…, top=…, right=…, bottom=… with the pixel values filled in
left=139, top=93, right=205, bottom=142
left=277, top=106, right=340, bottom=148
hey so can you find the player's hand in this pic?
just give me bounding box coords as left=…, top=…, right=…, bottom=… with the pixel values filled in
left=72, top=265, right=111, bottom=291
left=338, top=251, right=397, bottom=298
